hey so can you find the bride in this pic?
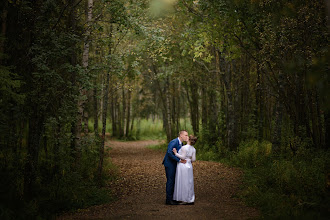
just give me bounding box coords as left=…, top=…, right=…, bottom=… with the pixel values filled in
left=172, top=135, right=197, bottom=205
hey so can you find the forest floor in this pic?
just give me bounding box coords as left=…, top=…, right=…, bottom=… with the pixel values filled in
left=58, top=139, right=259, bottom=219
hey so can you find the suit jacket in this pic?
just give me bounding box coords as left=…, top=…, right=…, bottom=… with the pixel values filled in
left=162, top=138, right=182, bottom=168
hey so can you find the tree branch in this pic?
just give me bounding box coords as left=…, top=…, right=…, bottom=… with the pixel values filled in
left=52, top=0, right=84, bottom=30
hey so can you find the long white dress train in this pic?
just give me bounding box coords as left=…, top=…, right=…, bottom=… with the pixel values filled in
left=173, top=144, right=196, bottom=203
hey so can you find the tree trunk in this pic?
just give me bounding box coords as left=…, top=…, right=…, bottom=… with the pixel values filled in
left=98, top=70, right=110, bottom=184
left=240, top=55, right=251, bottom=139
left=326, top=0, right=330, bottom=32
left=315, top=92, right=325, bottom=148
left=98, top=23, right=111, bottom=185
left=171, top=80, right=177, bottom=135
left=24, top=112, right=43, bottom=200
left=151, top=64, right=171, bottom=142
left=293, top=71, right=310, bottom=140
left=226, top=62, right=235, bottom=150
left=125, top=87, right=131, bottom=137
left=217, top=50, right=236, bottom=150
left=122, top=85, right=126, bottom=137
left=111, top=80, right=117, bottom=137
left=325, top=111, right=330, bottom=149
left=93, top=79, right=99, bottom=137
left=201, top=86, right=208, bottom=130
left=0, top=0, right=8, bottom=63
left=68, top=0, right=80, bottom=162
left=130, top=115, right=134, bottom=133
left=117, top=93, right=123, bottom=138
left=166, top=77, right=172, bottom=140
left=76, top=0, right=93, bottom=143
left=186, top=81, right=199, bottom=135
left=18, top=120, right=25, bottom=156
left=52, top=124, right=61, bottom=176
left=272, top=70, right=284, bottom=153
left=256, top=66, right=264, bottom=141
left=185, top=83, right=194, bottom=131
left=310, top=89, right=321, bottom=147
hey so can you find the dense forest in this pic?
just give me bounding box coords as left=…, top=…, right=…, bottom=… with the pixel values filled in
left=0, top=0, right=329, bottom=219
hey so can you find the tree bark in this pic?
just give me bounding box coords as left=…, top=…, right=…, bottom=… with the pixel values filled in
left=98, top=70, right=109, bottom=184
left=0, top=0, right=8, bottom=64
left=186, top=81, right=199, bottom=135
left=125, top=87, right=131, bottom=137
left=76, top=0, right=93, bottom=144
left=171, top=80, right=177, bottom=136
left=201, top=87, right=208, bottom=130
left=325, top=0, right=330, bottom=32
left=315, top=92, right=325, bottom=148
left=68, top=0, right=80, bottom=162
left=150, top=64, right=171, bottom=142
left=24, top=112, right=43, bottom=200
left=226, top=61, right=235, bottom=150
left=272, top=70, right=284, bottom=153
left=110, top=79, right=117, bottom=137
left=122, top=85, right=126, bottom=137
left=166, top=77, right=172, bottom=140
left=117, top=92, right=123, bottom=138
left=97, top=23, right=111, bottom=185
left=216, top=50, right=236, bottom=150
left=325, top=111, right=330, bottom=149
left=256, top=65, right=263, bottom=141
left=310, top=89, right=321, bottom=147
left=93, top=78, right=99, bottom=137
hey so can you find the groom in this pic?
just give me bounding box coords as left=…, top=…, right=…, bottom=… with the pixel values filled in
left=162, top=130, right=189, bottom=205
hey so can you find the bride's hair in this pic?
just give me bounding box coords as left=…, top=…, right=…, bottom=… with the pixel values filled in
left=189, top=135, right=197, bottom=145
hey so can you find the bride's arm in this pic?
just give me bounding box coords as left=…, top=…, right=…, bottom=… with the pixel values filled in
left=173, top=147, right=187, bottom=160
left=192, top=148, right=196, bottom=162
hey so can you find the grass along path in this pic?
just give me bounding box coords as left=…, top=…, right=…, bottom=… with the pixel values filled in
left=58, top=139, right=259, bottom=219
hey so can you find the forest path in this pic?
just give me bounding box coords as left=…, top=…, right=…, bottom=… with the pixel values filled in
left=59, top=139, right=259, bottom=219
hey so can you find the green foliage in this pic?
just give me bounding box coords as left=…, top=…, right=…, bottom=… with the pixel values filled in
left=146, top=143, right=167, bottom=152
left=0, top=1, right=118, bottom=218
left=131, top=118, right=166, bottom=140
left=88, top=118, right=112, bottom=134
left=229, top=141, right=330, bottom=219
left=0, top=66, right=24, bottom=105
left=0, top=130, right=117, bottom=219
left=196, top=149, right=220, bottom=162
left=231, top=140, right=272, bottom=168
left=1, top=0, right=328, bottom=219
left=88, top=117, right=166, bottom=140
left=193, top=133, right=226, bottom=162
left=193, top=137, right=330, bottom=219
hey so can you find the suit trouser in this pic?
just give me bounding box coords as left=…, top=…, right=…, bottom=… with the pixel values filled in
left=165, top=166, right=176, bottom=201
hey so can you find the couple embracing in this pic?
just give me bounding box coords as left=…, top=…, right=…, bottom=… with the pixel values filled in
left=162, top=130, right=197, bottom=205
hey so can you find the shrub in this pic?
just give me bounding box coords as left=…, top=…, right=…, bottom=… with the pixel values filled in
left=231, top=140, right=272, bottom=168
left=234, top=143, right=330, bottom=219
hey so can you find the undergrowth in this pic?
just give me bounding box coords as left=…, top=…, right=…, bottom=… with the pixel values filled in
left=233, top=141, right=330, bottom=219
left=0, top=136, right=118, bottom=220
left=88, top=118, right=166, bottom=140
left=151, top=137, right=330, bottom=219
left=195, top=139, right=330, bottom=219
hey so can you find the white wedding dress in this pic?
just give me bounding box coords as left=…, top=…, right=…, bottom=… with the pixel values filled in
left=173, top=144, right=196, bottom=203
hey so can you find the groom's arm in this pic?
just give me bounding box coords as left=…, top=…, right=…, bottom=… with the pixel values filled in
left=167, top=141, right=180, bottom=162
left=174, top=148, right=187, bottom=164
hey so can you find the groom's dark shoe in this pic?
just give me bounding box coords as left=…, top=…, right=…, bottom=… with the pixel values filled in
left=166, top=200, right=178, bottom=205
left=180, top=202, right=194, bottom=205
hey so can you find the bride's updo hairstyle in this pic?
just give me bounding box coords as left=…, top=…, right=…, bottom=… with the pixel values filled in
left=189, top=135, right=198, bottom=145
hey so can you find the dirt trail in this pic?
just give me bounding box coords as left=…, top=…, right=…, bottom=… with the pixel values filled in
left=59, top=140, right=259, bottom=219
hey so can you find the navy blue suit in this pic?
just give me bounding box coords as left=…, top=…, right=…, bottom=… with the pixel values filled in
left=162, top=138, right=182, bottom=202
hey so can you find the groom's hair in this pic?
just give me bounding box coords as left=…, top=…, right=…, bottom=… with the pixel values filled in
left=178, top=130, right=187, bottom=136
